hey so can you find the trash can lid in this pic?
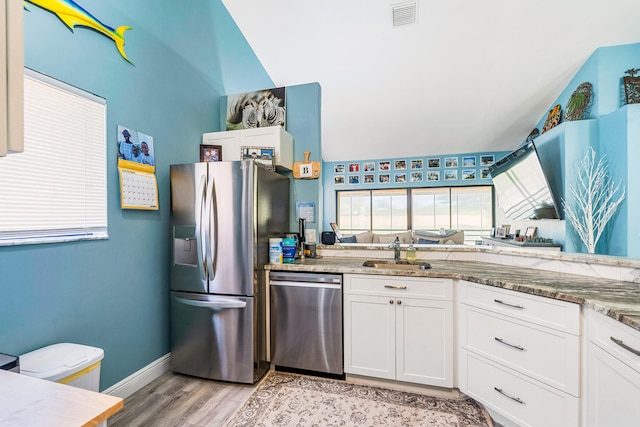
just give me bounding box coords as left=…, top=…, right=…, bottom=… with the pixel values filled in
left=20, top=343, right=104, bottom=381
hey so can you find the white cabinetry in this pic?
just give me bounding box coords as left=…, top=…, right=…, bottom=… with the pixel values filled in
left=586, top=309, right=640, bottom=427
left=343, top=274, right=453, bottom=388
left=458, top=281, right=581, bottom=427
left=202, top=126, right=293, bottom=170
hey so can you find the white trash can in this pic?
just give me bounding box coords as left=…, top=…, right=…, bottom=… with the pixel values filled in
left=20, top=343, right=104, bottom=392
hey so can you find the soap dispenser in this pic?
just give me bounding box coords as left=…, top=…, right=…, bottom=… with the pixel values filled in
left=406, top=240, right=417, bottom=262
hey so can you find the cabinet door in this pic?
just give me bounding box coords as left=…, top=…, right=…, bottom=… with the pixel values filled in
left=344, top=294, right=395, bottom=379
left=202, top=132, right=240, bottom=161
left=396, top=298, right=453, bottom=387
left=587, top=343, right=640, bottom=426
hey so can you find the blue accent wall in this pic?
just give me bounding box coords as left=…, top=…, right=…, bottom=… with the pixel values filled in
left=1, top=1, right=272, bottom=390
left=532, top=42, right=640, bottom=256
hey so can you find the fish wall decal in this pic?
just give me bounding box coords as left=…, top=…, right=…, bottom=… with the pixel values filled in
left=24, top=0, right=133, bottom=64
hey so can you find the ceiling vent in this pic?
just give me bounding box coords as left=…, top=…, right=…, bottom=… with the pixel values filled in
left=392, top=2, right=418, bottom=26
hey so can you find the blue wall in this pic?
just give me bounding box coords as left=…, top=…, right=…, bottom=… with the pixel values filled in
left=0, top=1, right=272, bottom=390
left=532, top=42, right=640, bottom=256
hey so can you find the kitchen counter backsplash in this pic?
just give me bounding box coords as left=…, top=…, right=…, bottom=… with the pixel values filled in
left=266, top=247, right=640, bottom=332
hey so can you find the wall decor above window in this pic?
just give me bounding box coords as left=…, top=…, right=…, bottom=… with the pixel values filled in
left=565, top=82, right=593, bottom=121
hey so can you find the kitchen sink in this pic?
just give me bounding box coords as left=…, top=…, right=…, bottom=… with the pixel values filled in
left=362, top=260, right=431, bottom=270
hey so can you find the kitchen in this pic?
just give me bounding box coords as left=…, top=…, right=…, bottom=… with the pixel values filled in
left=2, top=1, right=640, bottom=426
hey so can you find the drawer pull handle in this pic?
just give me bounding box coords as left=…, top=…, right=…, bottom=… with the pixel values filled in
left=495, top=337, right=525, bottom=351
left=610, top=336, right=640, bottom=357
left=494, top=387, right=525, bottom=405
left=494, top=299, right=524, bottom=309
left=385, top=285, right=407, bottom=290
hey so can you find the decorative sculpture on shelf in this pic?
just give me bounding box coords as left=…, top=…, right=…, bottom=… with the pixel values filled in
left=565, top=82, right=593, bottom=121
left=623, top=68, right=640, bottom=105
left=562, top=147, right=625, bottom=254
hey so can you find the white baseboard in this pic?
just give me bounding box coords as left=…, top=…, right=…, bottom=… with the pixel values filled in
left=103, top=353, right=171, bottom=399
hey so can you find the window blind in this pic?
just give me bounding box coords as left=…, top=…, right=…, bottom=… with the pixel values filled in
left=0, top=69, right=107, bottom=245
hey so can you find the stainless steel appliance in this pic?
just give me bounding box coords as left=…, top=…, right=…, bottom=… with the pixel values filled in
left=269, top=271, right=343, bottom=376
left=170, top=161, right=290, bottom=384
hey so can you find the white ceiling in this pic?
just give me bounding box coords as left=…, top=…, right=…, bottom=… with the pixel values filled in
left=222, top=0, right=640, bottom=162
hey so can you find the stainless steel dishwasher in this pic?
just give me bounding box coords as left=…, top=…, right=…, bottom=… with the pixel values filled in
left=269, top=271, right=343, bottom=376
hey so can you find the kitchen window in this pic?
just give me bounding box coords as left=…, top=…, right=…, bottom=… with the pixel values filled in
left=337, top=186, right=494, bottom=244
left=0, top=69, right=107, bottom=246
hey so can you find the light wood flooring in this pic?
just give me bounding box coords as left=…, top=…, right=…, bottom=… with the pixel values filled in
left=107, top=371, right=256, bottom=427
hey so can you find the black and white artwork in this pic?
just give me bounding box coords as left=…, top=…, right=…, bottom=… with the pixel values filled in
left=226, top=87, right=286, bottom=130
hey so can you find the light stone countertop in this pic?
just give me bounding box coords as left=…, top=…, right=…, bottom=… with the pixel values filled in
left=266, top=255, right=640, bottom=332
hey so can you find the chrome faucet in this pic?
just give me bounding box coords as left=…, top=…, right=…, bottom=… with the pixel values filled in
left=388, top=236, right=401, bottom=261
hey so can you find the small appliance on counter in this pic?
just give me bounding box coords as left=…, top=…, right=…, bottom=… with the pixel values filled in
left=0, top=352, right=19, bottom=373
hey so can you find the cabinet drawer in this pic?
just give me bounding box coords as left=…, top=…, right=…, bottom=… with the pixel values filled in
left=462, top=307, right=580, bottom=396
left=587, top=308, right=640, bottom=374
left=460, top=281, right=580, bottom=334
left=465, top=353, right=579, bottom=427
left=344, top=274, right=452, bottom=300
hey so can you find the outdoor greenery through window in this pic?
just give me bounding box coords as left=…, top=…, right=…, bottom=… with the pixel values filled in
left=337, top=186, right=494, bottom=244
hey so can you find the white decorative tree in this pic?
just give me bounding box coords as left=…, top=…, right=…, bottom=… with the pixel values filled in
left=562, top=147, right=625, bottom=254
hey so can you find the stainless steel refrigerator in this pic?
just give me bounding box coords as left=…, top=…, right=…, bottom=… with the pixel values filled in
left=169, top=160, right=290, bottom=384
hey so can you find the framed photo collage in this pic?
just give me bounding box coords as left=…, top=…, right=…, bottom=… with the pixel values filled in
left=332, top=154, right=496, bottom=186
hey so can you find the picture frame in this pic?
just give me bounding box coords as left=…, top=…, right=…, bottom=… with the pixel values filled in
left=428, top=158, right=440, bottom=168
left=444, top=170, right=458, bottom=180
left=364, top=174, right=375, bottom=183
left=334, top=175, right=345, bottom=185
left=348, top=163, right=360, bottom=173
left=241, top=146, right=274, bottom=169
left=363, top=162, right=375, bottom=172
left=427, top=171, right=440, bottom=181
left=334, top=164, right=345, bottom=174
left=394, top=173, right=407, bottom=183
left=410, top=171, right=423, bottom=182
left=411, top=159, right=423, bottom=169
left=495, top=226, right=506, bottom=238
left=445, top=157, right=458, bottom=168
left=379, top=161, right=391, bottom=171
left=480, top=155, right=495, bottom=166
left=480, top=168, right=489, bottom=179
left=348, top=175, right=360, bottom=184
left=379, top=174, right=390, bottom=183
left=525, top=226, right=537, bottom=239
left=462, top=169, right=476, bottom=180
left=462, top=156, right=476, bottom=167
left=394, top=160, right=407, bottom=170
left=200, top=144, right=222, bottom=162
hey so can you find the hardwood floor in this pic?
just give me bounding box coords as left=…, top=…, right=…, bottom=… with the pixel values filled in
left=108, top=371, right=256, bottom=427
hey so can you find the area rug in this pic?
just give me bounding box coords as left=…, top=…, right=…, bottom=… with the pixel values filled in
left=225, top=371, right=492, bottom=426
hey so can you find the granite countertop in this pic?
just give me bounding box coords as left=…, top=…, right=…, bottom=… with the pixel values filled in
left=266, top=257, right=640, bottom=332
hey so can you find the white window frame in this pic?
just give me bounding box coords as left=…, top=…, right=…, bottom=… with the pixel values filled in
left=0, top=68, right=108, bottom=246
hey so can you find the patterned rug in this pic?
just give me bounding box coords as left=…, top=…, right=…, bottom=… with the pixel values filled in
left=225, top=371, right=493, bottom=426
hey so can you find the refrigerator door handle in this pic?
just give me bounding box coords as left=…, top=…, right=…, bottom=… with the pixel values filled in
left=174, top=295, right=247, bottom=309
left=204, top=171, right=215, bottom=280
left=197, top=174, right=208, bottom=281
left=208, top=173, right=218, bottom=280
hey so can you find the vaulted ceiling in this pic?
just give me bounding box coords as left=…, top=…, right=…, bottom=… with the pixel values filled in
left=222, top=0, right=640, bottom=162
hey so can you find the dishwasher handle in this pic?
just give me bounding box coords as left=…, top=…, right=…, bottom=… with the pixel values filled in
left=270, top=280, right=341, bottom=290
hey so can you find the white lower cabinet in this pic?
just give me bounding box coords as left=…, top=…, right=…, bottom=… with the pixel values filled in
left=586, top=309, right=640, bottom=426
left=343, top=274, right=453, bottom=388
left=458, top=280, right=581, bottom=426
